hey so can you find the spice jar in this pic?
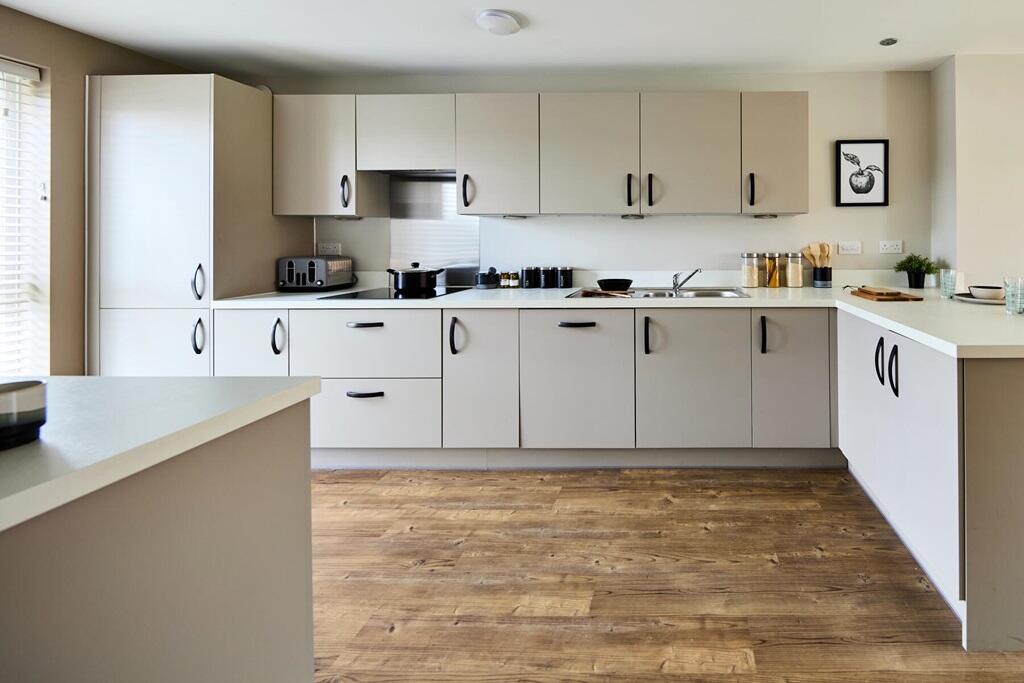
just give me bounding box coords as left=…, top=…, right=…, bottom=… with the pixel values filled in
left=508, top=271, right=520, bottom=288
left=499, top=271, right=510, bottom=288
left=741, top=253, right=760, bottom=288
left=785, top=253, right=804, bottom=288
left=765, top=253, right=781, bottom=288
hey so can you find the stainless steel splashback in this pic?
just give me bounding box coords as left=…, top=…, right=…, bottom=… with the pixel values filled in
left=388, top=175, right=479, bottom=286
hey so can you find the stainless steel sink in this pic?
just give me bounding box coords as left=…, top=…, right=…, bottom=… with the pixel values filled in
left=631, top=287, right=749, bottom=299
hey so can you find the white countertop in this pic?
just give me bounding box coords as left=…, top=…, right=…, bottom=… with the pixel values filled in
left=215, top=284, right=1024, bottom=359
left=0, top=376, right=320, bottom=533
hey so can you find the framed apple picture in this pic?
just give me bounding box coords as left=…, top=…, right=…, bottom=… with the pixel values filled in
left=835, top=139, right=889, bottom=206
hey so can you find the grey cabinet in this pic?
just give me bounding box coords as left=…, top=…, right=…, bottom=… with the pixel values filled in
left=456, top=93, right=539, bottom=215
left=741, top=92, right=808, bottom=215
left=442, top=310, right=519, bottom=448
left=356, top=94, right=455, bottom=171
left=640, top=92, right=740, bottom=214
left=519, top=309, right=635, bottom=448
left=751, top=308, right=830, bottom=447
left=539, top=93, right=640, bottom=214
left=636, top=309, right=752, bottom=447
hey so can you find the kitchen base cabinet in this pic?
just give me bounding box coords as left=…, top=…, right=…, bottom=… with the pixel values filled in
left=311, top=379, right=441, bottom=448
left=519, top=309, right=634, bottom=449
left=99, top=309, right=211, bottom=376
left=751, top=308, right=830, bottom=447
left=443, top=310, right=519, bottom=448
left=636, top=309, right=752, bottom=447
left=214, top=309, right=288, bottom=376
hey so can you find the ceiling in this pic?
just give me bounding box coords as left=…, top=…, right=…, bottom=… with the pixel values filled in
left=8, top=0, right=1024, bottom=81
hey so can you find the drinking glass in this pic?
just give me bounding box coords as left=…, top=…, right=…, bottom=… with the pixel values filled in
left=1004, top=278, right=1023, bottom=315
left=939, top=269, right=957, bottom=299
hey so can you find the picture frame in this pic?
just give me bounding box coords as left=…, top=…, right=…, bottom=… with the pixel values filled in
left=835, top=139, right=889, bottom=207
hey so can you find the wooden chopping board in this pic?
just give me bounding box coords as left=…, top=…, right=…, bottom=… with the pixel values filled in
left=849, top=287, right=923, bottom=302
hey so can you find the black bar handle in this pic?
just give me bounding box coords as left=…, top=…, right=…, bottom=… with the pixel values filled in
left=449, top=316, right=458, bottom=355
left=647, top=173, right=653, bottom=207
left=759, top=315, right=767, bottom=354
left=340, top=174, right=350, bottom=208
left=346, top=391, right=384, bottom=399
left=346, top=321, right=384, bottom=328
left=559, top=321, right=597, bottom=328
left=271, top=317, right=283, bottom=355
left=626, top=173, right=633, bottom=207
left=888, top=345, right=899, bottom=398
left=191, top=263, right=204, bottom=300
left=874, top=336, right=885, bottom=385
left=643, top=315, right=651, bottom=355
left=462, top=173, right=470, bottom=208
left=191, top=317, right=204, bottom=355
left=748, top=172, right=756, bottom=206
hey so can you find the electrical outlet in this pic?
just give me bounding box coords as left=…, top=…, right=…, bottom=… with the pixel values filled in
left=837, top=241, right=862, bottom=255
left=879, top=240, right=904, bottom=255
left=317, top=241, right=343, bottom=256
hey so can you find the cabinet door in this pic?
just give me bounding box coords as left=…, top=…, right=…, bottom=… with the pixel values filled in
left=456, top=93, right=539, bottom=215
left=751, top=308, right=830, bottom=447
left=520, top=309, right=634, bottom=448
left=99, top=309, right=211, bottom=376
left=741, top=92, right=808, bottom=215
left=540, top=93, right=640, bottom=214
left=95, top=74, right=211, bottom=308
left=640, top=92, right=740, bottom=214
left=443, top=310, right=519, bottom=448
left=273, top=95, right=356, bottom=216
left=311, top=379, right=441, bottom=448
left=356, top=94, right=455, bottom=171
left=214, top=309, right=288, bottom=376
left=636, top=310, right=752, bottom=447
left=837, top=310, right=886, bottom=467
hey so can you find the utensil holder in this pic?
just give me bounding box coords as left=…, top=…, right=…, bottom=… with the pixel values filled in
left=812, top=267, right=832, bottom=289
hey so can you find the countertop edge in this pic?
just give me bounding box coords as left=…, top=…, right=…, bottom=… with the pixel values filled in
left=0, top=377, right=321, bottom=534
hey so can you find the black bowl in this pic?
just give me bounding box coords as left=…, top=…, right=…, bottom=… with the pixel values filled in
left=597, top=278, right=633, bottom=292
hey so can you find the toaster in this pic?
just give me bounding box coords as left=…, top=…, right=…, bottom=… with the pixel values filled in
left=277, top=256, right=355, bottom=291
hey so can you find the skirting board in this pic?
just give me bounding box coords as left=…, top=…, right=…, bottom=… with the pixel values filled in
left=311, top=447, right=847, bottom=470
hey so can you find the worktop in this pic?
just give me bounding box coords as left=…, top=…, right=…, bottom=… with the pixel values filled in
left=0, top=375, right=320, bottom=533
left=214, top=285, right=1024, bottom=359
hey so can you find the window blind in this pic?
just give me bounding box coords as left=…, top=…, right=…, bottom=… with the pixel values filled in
left=0, top=60, right=49, bottom=375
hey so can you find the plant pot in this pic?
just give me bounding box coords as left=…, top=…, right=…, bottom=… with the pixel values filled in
left=906, top=271, right=926, bottom=289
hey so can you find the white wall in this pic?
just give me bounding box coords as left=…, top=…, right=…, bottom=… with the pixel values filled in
left=281, top=69, right=932, bottom=272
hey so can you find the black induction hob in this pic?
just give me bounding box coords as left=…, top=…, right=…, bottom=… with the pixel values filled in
left=319, top=286, right=472, bottom=300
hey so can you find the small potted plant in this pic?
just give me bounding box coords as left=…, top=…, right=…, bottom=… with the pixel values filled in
left=894, top=253, right=938, bottom=289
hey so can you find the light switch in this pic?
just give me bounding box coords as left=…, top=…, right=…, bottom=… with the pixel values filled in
left=838, top=241, right=862, bottom=255
left=317, top=241, right=343, bottom=256
left=879, top=240, right=904, bottom=254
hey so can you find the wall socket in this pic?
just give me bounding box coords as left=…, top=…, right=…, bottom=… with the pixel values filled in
left=837, top=241, right=862, bottom=255
left=317, top=241, right=343, bottom=256
left=879, top=240, right=904, bottom=255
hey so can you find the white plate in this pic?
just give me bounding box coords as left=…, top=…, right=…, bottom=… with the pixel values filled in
left=954, top=293, right=1005, bottom=305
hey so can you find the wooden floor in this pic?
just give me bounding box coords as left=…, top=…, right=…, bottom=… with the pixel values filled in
left=311, top=469, right=1024, bottom=682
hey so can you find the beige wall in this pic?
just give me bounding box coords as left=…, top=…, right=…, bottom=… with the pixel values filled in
left=279, top=70, right=932, bottom=272
left=930, top=58, right=958, bottom=268
left=0, top=5, right=184, bottom=374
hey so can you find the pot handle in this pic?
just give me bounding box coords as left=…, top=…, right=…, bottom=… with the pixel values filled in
left=435, top=267, right=446, bottom=275
left=386, top=268, right=397, bottom=275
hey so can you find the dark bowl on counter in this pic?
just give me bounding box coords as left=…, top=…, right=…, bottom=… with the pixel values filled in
left=597, top=278, right=633, bottom=292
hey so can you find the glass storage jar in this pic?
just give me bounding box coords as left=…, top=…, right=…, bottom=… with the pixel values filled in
left=765, top=253, right=781, bottom=288
left=785, top=253, right=804, bottom=288
left=741, top=253, right=760, bottom=288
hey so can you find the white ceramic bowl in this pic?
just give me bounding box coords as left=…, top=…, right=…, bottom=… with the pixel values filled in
left=969, top=285, right=1005, bottom=301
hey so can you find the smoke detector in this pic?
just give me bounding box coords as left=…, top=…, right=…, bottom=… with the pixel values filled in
left=476, top=10, right=521, bottom=36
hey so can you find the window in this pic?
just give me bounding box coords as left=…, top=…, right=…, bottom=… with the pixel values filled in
left=0, top=57, right=49, bottom=376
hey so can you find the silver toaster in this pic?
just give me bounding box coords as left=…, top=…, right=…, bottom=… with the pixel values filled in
left=277, top=256, right=355, bottom=291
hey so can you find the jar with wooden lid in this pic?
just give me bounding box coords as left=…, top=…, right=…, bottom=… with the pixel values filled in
left=785, top=252, right=804, bottom=288
left=764, top=252, right=782, bottom=288
left=741, top=253, right=759, bottom=288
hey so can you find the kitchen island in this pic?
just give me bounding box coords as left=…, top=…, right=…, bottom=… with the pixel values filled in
left=0, top=376, right=320, bottom=682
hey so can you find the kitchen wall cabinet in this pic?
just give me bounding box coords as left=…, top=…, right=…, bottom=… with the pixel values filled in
left=442, top=310, right=519, bottom=448
left=837, top=310, right=962, bottom=615
left=741, top=92, right=808, bottom=215
left=273, top=94, right=388, bottom=217
left=356, top=94, right=455, bottom=171
left=539, top=93, right=640, bottom=214
left=99, top=309, right=210, bottom=376
left=213, top=309, right=289, bottom=376
left=456, top=93, right=539, bottom=215
left=751, top=308, right=830, bottom=447
left=311, top=379, right=441, bottom=448
left=636, top=309, right=752, bottom=447
left=640, top=92, right=740, bottom=214
left=519, top=309, right=634, bottom=448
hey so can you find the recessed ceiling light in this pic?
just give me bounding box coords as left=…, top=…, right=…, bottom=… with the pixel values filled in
left=879, top=37, right=898, bottom=46
left=476, top=9, right=521, bottom=36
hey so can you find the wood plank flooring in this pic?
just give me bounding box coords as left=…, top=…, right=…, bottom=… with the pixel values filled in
left=311, top=469, right=1024, bottom=682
